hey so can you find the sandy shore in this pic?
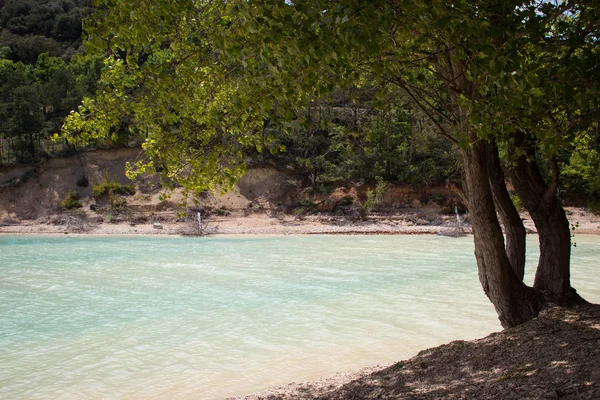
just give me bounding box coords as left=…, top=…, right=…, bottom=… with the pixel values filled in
left=1, top=207, right=599, bottom=236
left=0, top=215, right=469, bottom=236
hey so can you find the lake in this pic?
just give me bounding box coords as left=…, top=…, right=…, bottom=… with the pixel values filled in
left=1, top=234, right=599, bottom=399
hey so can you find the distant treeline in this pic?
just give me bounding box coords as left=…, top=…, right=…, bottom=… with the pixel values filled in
left=0, top=0, right=101, bottom=164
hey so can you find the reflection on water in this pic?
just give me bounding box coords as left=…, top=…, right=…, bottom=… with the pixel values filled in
left=0, top=235, right=598, bottom=399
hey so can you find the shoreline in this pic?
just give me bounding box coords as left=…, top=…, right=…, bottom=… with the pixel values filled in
left=0, top=213, right=470, bottom=236
left=1, top=207, right=599, bottom=236
left=232, top=304, right=600, bottom=400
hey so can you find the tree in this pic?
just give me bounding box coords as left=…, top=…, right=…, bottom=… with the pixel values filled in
left=257, top=87, right=457, bottom=188
left=560, top=130, right=600, bottom=209
left=0, top=0, right=99, bottom=164
left=0, top=51, right=102, bottom=162
left=63, top=0, right=598, bottom=327
left=0, top=0, right=94, bottom=63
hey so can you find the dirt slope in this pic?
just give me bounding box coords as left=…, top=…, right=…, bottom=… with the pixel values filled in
left=0, top=148, right=464, bottom=225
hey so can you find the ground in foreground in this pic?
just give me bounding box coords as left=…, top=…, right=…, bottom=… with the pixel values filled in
left=236, top=304, right=600, bottom=399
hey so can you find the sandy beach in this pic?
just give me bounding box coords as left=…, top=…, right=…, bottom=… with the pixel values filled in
left=1, top=206, right=599, bottom=237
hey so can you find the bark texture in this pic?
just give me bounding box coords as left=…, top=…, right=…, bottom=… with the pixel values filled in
left=508, top=133, right=585, bottom=305
left=485, top=140, right=526, bottom=281
left=461, top=142, right=543, bottom=328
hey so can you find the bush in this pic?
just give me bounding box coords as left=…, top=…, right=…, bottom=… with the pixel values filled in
left=108, top=194, right=128, bottom=210
left=92, top=180, right=136, bottom=199
left=61, top=191, right=82, bottom=209
left=362, top=177, right=388, bottom=211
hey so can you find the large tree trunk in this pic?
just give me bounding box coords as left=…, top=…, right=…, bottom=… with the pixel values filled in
left=508, top=133, right=586, bottom=305
left=461, top=142, right=543, bottom=328
left=485, top=140, right=526, bottom=281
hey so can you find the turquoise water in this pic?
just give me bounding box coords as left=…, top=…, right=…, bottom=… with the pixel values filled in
left=1, top=235, right=598, bottom=399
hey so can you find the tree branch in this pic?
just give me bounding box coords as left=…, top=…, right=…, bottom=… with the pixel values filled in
left=395, top=82, right=458, bottom=145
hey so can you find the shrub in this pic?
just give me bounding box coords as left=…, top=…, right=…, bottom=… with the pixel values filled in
left=337, top=195, right=355, bottom=207
left=362, top=177, right=388, bottom=211
left=108, top=194, right=128, bottom=210
left=92, top=180, right=136, bottom=199
left=61, top=191, right=82, bottom=209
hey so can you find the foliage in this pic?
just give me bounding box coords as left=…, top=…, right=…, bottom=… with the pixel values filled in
left=259, top=88, right=458, bottom=188
left=107, top=193, right=127, bottom=210
left=61, top=1, right=262, bottom=197
left=560, top=128, right=600, bottom=207
left=63, top=0, right=599, bottom=206
left=0, top=0, right=94, bottom=63
left=90, top=179, right=135, bottom=222
left=0, top=0, right=591, bottom=214
left=91, top=180, right=135, bottom=200
left=0, top=52, right=103, bottom=163
left=61, top=190, right=82, bottom=209
left=60, top=1, right=462, bottom=195
left=362, top=177, right=388, bottom=212
left=0, top=54, right=99, bottom=156
left=0, top=1, right=101, bottom=165
left=510, top=194, right=523, bottom=214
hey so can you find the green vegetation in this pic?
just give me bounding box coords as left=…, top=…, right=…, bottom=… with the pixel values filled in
left=0, top=1, right=100, bottom=165
left=256, top=88, right=458, bottom=189
left=0, top=0, right=93, bottom=63
left=89, top=179, right=135, bottom=223
left=363, top=178, right=388, bottom=212
left=0, top=0, right=595, bottom=215
left=61, top=190, right=81, bottom=209
left=91, top=180, right=135, bottom=200
left=560, top=131, right=600, bottom=213
left=510, top=194, right=523, bottom=214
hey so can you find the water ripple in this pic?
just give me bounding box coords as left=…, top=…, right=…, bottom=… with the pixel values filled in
left=1, top=235, right=598, bottom=399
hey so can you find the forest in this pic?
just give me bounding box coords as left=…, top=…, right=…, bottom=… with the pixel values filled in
left=0, top=0, right=101, bottom=164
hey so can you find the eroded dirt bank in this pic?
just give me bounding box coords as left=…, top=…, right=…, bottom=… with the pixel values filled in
left=0, top=147, right=466, bottom=229
left=1, top=149, right=599, bottom=236
left=234, top=304, right=600, bottom=400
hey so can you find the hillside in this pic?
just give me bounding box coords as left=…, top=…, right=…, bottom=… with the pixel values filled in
left=0, top=147, right=478, bottom=235
left=1, top=148, right=599, bottom=236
